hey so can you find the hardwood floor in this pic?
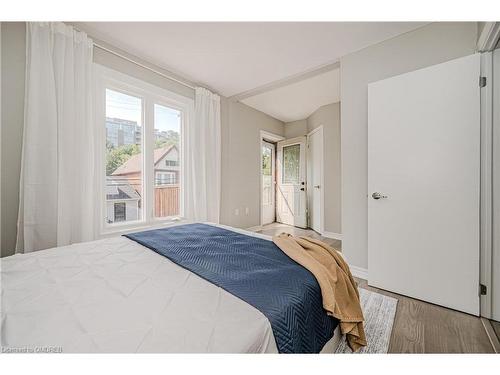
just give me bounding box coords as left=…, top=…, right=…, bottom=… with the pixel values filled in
left=253, top=222, right=495, bottom=353
left=255, top=222, right=341, bottom=249
left=356, top=279, right=494, bottom=353
left=492, top=320, right=500, bottom=342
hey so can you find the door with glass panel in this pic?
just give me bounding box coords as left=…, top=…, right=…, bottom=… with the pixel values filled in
left=261, top=141, right=276, bottom=225
left=276, top=137, right=307, bottom=228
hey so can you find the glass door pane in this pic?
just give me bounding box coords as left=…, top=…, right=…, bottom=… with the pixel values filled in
left=282, top=144, right=300, bottom=184
left=262, top=144, right=273, bottom=205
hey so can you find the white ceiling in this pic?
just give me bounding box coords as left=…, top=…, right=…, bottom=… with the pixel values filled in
left=241, top=68, right=340, bottom=122
left=75, top=22, right=428, bottom=98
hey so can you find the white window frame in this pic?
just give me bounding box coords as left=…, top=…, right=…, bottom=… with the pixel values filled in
left=94, top=65, right=194, bottom=235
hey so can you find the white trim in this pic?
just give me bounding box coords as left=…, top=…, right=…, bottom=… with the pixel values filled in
left=307, top=125, right=324, bottom=234
left=307, top=126, right=323, bottom=137
left=477, top=22, right=500, bottom=52
left=349, top=265, right=368, bottom=281
left=0, top=22, right=2, bottom=252
left=480, top=52, right=494, bottom=319
left=259, top=130, right=285, bottom=227
left=94, top=64, right=194, bottom=236
left=245, top=225, right=263, bottom=232
left=231, top=61, right=340, bottom=101
left=260, top=130, right=285, bottom=143
left=321, top=231, right=343, bottom=240
left=492, top=49, right=500, bottom=321
left=261, top=140, right=276, bottom=226
left=100, top=217, right=186, bottom=238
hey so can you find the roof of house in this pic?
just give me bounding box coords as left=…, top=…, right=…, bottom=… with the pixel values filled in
left=106, top=176, right=141, bottom=200
left=112, top=145, right=177, bottom=176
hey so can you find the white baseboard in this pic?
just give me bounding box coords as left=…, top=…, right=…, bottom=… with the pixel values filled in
left=246, top=225, right=262, bottom=232
left=321, top=231, right=343, bottom=240
left=349, top=265, right=368, bottom=281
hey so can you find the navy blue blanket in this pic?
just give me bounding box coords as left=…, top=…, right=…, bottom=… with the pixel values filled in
left=125, top=223, right=338, bottom=353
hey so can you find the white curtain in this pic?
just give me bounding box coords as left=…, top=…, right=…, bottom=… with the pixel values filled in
left=185, top=87, right=221, bottom=223
left=16, top=23, right=97, bottom=253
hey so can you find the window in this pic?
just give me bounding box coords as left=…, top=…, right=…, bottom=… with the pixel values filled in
left=165, top=160, right=179, bottom=167
left=154, top=104, right=181, bottom=218
left=97, top=66, right=193, bottom=232
left=105, top=89, right=143, bottom=225
left=283, top=144, right=300, bottom=184
left=156, top=172, right=176, bottom=185
left=114, top=202, right=126, bottom=222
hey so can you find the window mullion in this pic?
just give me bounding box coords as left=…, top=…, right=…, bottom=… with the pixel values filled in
left=144, top=98, right=155, bottom=224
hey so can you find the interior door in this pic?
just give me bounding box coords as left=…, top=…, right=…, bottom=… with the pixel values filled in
left=261, top=141, right=276, bottom=225
left=368, top=54, right=481, bottom=315
left=307, top=127, right=323, bottom=233
left=277, top=137, right=307, bottom=228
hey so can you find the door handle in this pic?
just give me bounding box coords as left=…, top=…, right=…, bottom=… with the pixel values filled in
left=300, top=187, right=305, bottom=191
left=314, top=185, right=320, bottom=189
left=372, top=192, right=388, bottom=200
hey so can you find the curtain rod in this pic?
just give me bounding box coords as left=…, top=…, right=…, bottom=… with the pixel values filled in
left=92, top=42, right=197, bottom=91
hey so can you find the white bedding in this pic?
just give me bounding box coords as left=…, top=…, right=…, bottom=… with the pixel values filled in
left=0, top=223, right=340, bottom=353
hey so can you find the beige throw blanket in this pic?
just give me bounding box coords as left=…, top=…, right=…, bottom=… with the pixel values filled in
left=272, top=233, right=367, bottom=352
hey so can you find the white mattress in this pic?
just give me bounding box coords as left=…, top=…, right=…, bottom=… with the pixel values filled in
left=0, top=223, right=340, bottom=353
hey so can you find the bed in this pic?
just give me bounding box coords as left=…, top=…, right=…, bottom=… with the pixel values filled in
left=0, top=223, right=342, bottom=353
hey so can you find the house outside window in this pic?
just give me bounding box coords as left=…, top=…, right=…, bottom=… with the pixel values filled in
left=165, top=160, right=179, bottom=167
left=114, top=202, right=126, bottom=222
left=96, top=66, right=193, bottom=232
left=156, top=171, right=177, bottom=185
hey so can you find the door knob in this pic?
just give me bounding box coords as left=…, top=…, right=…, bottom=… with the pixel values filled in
left=314, top=185, right=320, bottom=189
left=372, top=192, right=388, bottom=200
left=300, top=187, right=305, bottom=191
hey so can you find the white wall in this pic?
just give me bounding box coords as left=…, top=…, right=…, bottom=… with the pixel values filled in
left=1, top=22, right=25, bottom=257
left=93, top=45, right=194, bottom=100
left=220, top=99, right=284, bottom=228
left=281, top=103, right=342, bottom=234
left=307, top=103, right=341, bottom=234
left=284, top=119, right=307, bottom=138
left=340, top=22, right=478, bottom=270
left=96, top=50, right=285, bottom=230
left=0, top=22, right=284, bottom=256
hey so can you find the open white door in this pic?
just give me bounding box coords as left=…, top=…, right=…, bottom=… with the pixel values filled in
left=368, top=54, right=481, bottom=315
left=277, top=136, right=307, bottom=228
left=261, top=141, right=276, bottom=225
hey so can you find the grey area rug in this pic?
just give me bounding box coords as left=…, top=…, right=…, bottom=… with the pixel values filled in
left=335, top=288, right=398, bottom=354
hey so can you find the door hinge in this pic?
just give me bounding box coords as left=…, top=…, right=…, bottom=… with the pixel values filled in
left=479, top=76, right=487, bottom=88
left=480, top=283, right=487, bottom=296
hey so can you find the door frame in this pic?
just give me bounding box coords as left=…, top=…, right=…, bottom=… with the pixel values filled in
left=480, top=51, right=494, bottom=319
left=307, top=125, right=325, bottom=234
left=259, top=130, right=285, bottom=228
left=493, top=49, right=500, bottom=321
